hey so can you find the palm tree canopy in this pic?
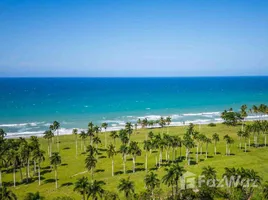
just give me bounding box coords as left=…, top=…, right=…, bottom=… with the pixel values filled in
left=24, top=192, right=44, bottom=200
left=73, top=176, right=90, bottom=194
left=106, top=144, right=116, bottom=158
left=87, top=180, right=106, bottom=200
left=50, top=152, right=61, bottom=168
left=144, top=172, right=160, bottom=191
left=0, top=186, right=17, bottom=200
left=162, top=163, right=185, bottom=186
left=85, top=154, right=97, bottom=171
left=118, top=177, right=135, bottom=198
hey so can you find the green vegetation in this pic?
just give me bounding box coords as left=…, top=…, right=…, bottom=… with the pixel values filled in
left=0, top=105, right=268, bottom=199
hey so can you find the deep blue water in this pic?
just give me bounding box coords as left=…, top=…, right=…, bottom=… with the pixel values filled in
left=1, top=77, right=268, bottom=137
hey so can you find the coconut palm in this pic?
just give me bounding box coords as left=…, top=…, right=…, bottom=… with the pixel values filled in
left=52, top=121, right=60, bottom=151
left=240, top=104, right=248, bottom=131
left=141, top=118, right=148, bottom=128
left=118, top=177, right=135, bottom=199
left=158, top=117, right=166, bottom=133
left=263, top=181, right=268, bottom=199
left=0, top=186, right=17, bottom=200
left=43, top=130, right=54, bottom=156
left=125, top=122, right=133, bottom=144
left=24, top=192, right=44, bottom=200
left=80, top=131, right=87, bottom=152
left=94, top=125, right=101, bottom=138
left=201, top=165, right=217, bottom=181
left=110, top=131, right=118, bottom=149
left=106, top=144, right=116, bottom=176
left=212, top=133, right=220, bottom=155
left=72, top=129, right=78, bottom=157
left=143, top=140, right=152, bottom=172
left=73, top=176, right=90, bottom=200
left=93, top=136, right=101, bottom=151
left=242, top=131, right=250, bottom=152
left=32, top=149, right=45, bottom=186
left=87, top=180, right=106, bottom=200
left=85, top=154, right=97, bottom=181
left=19, top=141, right=31, bottom=183
left=162, top=163, right=185, bottom=197
left=119, top=129, right=129, bottom=145
left=87, top=122, right=95, bottom=146
left=7, top=149, right=19, bottom=187
left=0, top=129, right=6, bottom=140
left=204, top=136, right=212, bottom=159
left=50, top=152, right=61, bottom=189
left=165, top=116, right=172, bottom=134
left=128, top=141, right=141, bottom=173
left=223, top=135, right=234, bottom=156
left=183, top=134, right=195, bottom=165
left=119, top=145, right=128, bottom=174
left=144, top=172, right=160, bottom=198
left=237, top=130, right=244, bottom=149
left=101, top=122, right=108, bottom=148
left=86, top=145, right=98, bottom=157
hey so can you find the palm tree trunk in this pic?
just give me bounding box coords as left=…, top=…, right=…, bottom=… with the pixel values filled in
left=248, top=138, right=251, bottom=147
left=34, top=161, right=37, bottom=175
left=76, top=136, right=78, bottom=157
left=27, top=159, right=30, bottom=180
left=112, top=159, right=114, bottom=176
left=105, top=131, right=107, bottom=148
left=196, top=144, right=199, bottom=163
left=214, top=143, right=217, bottom=155
left=55, top=169, right=58, bottom=189
left=132, top=156, right=135, bottom=173
left=90, top=136, right=93, bottom=146
left=50, top=141, right=52, bottom=157
left=123, top=155, right=126, bottom=174
left=83, top=190, right=86, bottom=200
left=25, top=166, right=28, bottom=183
left=81, top=138, right=83, bottom=151
left=47, top=140, right=50, bottom=156
left=57, top=130, right=60, bottom=151
left=0, top=169, right=2, bottom=187
left=265, top=135, right=267, bottom=147
left=38, top=163, right=41, bottom=186
left=145, top=151, right=148, bottom=173
left=13, top=167, right=16, bottom=187
left=206, top=144, right=208, bottom=159
left=244, top=142, right=247, bottom=152
left=19, top=167, right=23, bottom=182
left=226, top=143, right=228, bottom=156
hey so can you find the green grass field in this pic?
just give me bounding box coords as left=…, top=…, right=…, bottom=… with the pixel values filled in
left=3, top=123, right=268, bottom=199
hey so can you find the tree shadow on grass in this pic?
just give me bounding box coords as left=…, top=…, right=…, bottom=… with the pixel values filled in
left=207, top=156, right=214, bottom=158
left=99, top=156, right=107, bottom=159
left=135, top=168, right=145, bottom=172
left=114, top=171, right=123, bottom=175
left=98, top=148, right=107, bottom=152
left=81, top=152, right=86, bottom=155
left=216, top=152, right=221, bottom=155
left=44, top=178, right=56, bottom=184
left=61, top=163, right=68, bottom=166
left=40, top=169, right=52, bottom=175
left=127, top=158, right=132, bottom=161
left=61, top=182, right=73, bottom=187
left=149, top=167, right=158, bottom=171
left=136, top=162, right=144, bottom=166
left=41, top=166, right=51, bottom=170
left=63, top=147, right=70, bottom=150
left=95, top=169, right=105, bottom=173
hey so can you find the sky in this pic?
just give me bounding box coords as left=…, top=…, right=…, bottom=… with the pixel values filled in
left=0, top=0, right=268, bottom=77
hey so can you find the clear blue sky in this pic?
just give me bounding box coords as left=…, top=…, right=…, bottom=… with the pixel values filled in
left=0, top=0, right=268, bottom=77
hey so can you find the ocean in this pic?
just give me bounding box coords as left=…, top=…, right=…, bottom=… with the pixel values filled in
left=1, top=77, right=268, bottom=137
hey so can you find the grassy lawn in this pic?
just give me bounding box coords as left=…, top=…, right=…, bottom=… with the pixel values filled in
left=3, top=123, right=268, bottom=199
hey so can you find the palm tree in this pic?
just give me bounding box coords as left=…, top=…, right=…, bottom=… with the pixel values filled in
left=19, top=141, right=31, bottom=183
left=72, top=129, right=78, bottom=157
left=143, top=140, right=152, bottom=173
left=212, top=133, right=220, bottom=155
left=24, top=192, right=44, bottom=200
left=52, top=121, right=60, bottom=151
left=125, top=122, right=133, bottom=144
left=141, top=118, right=148, bottom=128
left=7, top=149, right=19, bottom=187
left=166, top=116, right=172, bottom=134
left=158, top=117, right=166, bottom=133
left=110, top=131, right=118, bottom=150
left=73, top=176, right=90, bottom=200
left=32, top=149, right=45, bottom=186
left=128, top=141, right=141, bottom=173
left=0, top=129, right=6, bottom=140
left=0, top=186, right=17, bottom=200
left=242, top=130, right=250, bottom=152
left=87, top=180, right=106, bottom=200
left=80, top=131, right=87, bottom=152
left=87, top=122, right=95, bottom=146
left=93, top=136, right=101, bottom=151
left=201, top=165, right=217, bottom=181
left=144, top=172, right=160, bottom=198
left=43, top=130, right=54, bottom=156
left=85, top=154, right=97, bottom=181
left=118, top=177, right=135, bottom=199
left=29, top=136, right=40, bottom=174
left=119, top=145, right=128, bottom=174
left=204, top=136, right=211, bottom=159
left=119, top=129, right=129, bottom=145
left=237, top=130, right=243, bottom=149
left=86, top=145, right=98, bottom=157
left=50, top=152, right=61, bottom=189
left=183, top=134, right=195, bottom=165
left=162, top=163, right=185, bottom=197
left=106, top=144, right=116, bottom=176
left=101, top=122, right=108, bottom=148
left=223, top=135, right=234, bottom=156
left=240, top=104, right=248, bottom=131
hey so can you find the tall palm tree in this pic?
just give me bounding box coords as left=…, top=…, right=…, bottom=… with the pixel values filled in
left=73, top=176, right=90, bottom=200
left=50, top=152, right=61, bottom=189
left=165, top=116, right=172, bottom=134
left=223, top=135, right=234, bottom=156
left=79, top=131, right=87, bottom=152
left=86, top=145, right=98, bottom=157
left=7, top=149, right=19, bottom=187
left=143, top=140, right=152, bottom=173
left=43, top=130, right=54, bottom=156
left=0, top=129, right=6, bottom=140
left=201, top=165, right=217, bottom=181
left=24, top=192, right=44, bottom=200
left=93, top=136, right=101, bottom=151
left=183, top=134, right=195, bottom=165
left=212, top=133, right=220, bottom=155
left=101, top=122, right=108, bottom=148
left=32, top=149, right=45, bottom=186
left=72, top=129, right=78, bottom=157
left=119, top=129, right=129, bottom=145
left=52, top=121, right=60, bottom=151
left=162, top=163, right=185, bottom=197
left=119, top=145, right=128, bottom=174
left=110, top=131, right=118, bottom=150
left=0, top=186, right=17, bottom=200
left=87, top=180, right=106, bottom=200
left=94, top=125, right=101, bottom=138
left=88, top=122, right=95, bottom=146
left=158, top=117, right=166, bottom=133
left=128, top=141, right=141, bottom=173
left=85, top=154, right=97, bottom=182
left=118, top=177, right=135, bottom=199
left=29, top=136, right=40, bottom=174
left=204, top=136, right=211, bottom=159
left=144, top=172, right=160, bottom=198
left=19, top=141, right=31, bottom=183
left=125, top=122, right=133, bottom=144
left=242, top=130, right=250, bottom=152
left=237, top=130, right=244, bottom=149
left=106, top=144, right=116, bottom=176
left=240, top=104, right=248, bottom=131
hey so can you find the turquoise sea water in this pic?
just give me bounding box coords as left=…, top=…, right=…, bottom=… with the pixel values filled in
left=1, top=77, right=268, bottom=137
